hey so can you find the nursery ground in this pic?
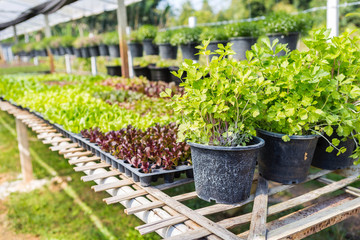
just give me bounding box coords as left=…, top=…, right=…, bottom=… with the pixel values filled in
left=0, top=110, right=359, bottom=239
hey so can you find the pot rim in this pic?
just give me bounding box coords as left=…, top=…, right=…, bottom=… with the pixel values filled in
left=257, top=128, right=319, bottom=140
left=188, top=136, right=265, bottom=151
left=208, top=40, right=229, bottom=44
left=266, top=32, right=300, bottom=37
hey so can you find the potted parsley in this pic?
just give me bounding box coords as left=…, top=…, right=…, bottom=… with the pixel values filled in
left=225, top=21, right=262, bottom=60
left=200, top=27, right=229, bottom=60
left=162, top=41, right=265, bottom=204
left=171, top=27, right=202, bottom=61
left=138, top=25, right=158, bottom=56
left=264, top=12, right=312, bottom=56
left=154, top=30, right=178, bottom=60
left=104, top=31, right=120, bottom=58
left=128, top=30, right=143, bottom=58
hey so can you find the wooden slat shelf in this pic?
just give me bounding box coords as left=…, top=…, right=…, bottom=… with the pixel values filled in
left=2, top=100, right=360, bottom=240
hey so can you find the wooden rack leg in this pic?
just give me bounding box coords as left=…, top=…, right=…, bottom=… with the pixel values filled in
left=16, top=118, right=33, bottom=183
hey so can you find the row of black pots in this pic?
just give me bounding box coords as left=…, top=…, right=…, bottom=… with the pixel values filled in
left=133, top=65, right=184, bottom=85
left=190, top=127, right=355, bottom=204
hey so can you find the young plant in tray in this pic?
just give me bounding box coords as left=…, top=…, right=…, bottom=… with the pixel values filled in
left=81, top=123, right=190, bottom=173
left=247, top=29, right=360, bottom=184
left=162, top=40, right=265, bottom=204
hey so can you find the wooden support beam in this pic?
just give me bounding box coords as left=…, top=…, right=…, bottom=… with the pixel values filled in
left=267, top=197, right=360, bottom=239
left=64, top=151, right=93, bottom=159
left=73, top=162, right=110, bottom=172
left=141, top=186, right=242, bottom=240
left=50, top=143, right=78, bottom=151
left=16, top=118, right=33, bottom=183
left=81, top=170, right=120, bottom=182
left=43, top=138, right=71, bottom=144
left=138, top=170, right=331, bottom=236
left=92, top=179, right=133, bottom=192
left=68, top=156, right=101, bottom=165
left=125, top=191, right=198, bottom=215
left=248, top=177, right=268, bottom=240
left=104, top=189, right=148, bottom=204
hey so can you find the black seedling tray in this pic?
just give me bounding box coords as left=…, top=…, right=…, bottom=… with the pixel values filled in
left=74, top=134, right=194, bottom=186
left=3, top=98, right=194, bottom=187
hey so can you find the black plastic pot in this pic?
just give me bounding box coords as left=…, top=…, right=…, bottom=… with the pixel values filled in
left=158, top=43, right=177, bottom=59
left=143, top=39, right=159, bottom=55
left=89, top=46, right=100, bottom=57
left=257, top=129, right=319, bottom=184
left=129, top=42, right=143, bottom=58
left=133, top=65, right=151, bottom=80
left=80, top=47, right=90, bottom=58
left=312, top=130, right=356, bottom=170
left=267, top=32, right=299, bottom=56
left=208, top=40, right=229, bottom=60
left=39, top=49, right=48, bottom=57
left=50, top=48, right=57, bottom=55
left=106, top=65, right=122, bottom=76
left=99, top=44, right=109, bottom=56
left=64, top=46, right=74, bottom=55
left=230, top=37, right=257, bottom=60
left=74, top=48, right=82, bottom=58
left=188, top=137, right=264, bottom=204
left=149, top=65, right=171, bottom=82
left=180, top=42, right=200, bottom=61
left=58, top=47, right=66, bottom=56
left=169, top=66, right=187, bottom=85
left=108, top=44, right=120, bottom=58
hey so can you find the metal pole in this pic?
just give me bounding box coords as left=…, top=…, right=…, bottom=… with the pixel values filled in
left=117, top=0, right=130, bottom=78
left=13, top=25, right=18, bottom=43
left=44, top=14, right=55, bottom=73
left=34, top=56, right=39, bottom=66
left=327, top=0, right=339, bottom=38
left=65, top=54, right=72, bottom=74
left=44, top=14, right=51, bottom=38
left=16, top=118, right=33, bottom=183
left=91, top=56, right=97, bottom=76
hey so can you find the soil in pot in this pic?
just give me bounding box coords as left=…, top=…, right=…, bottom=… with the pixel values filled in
left=80, top=47, right=90, bottom=58
left=267, top=32, right=299, bottom=56
left=257, top=129, right=319, bottom=184
left=143, top=39, right=159, bottom=55
left=74, top=48, right=82, bottom=58
left=312, top=130, right=356, bottom=170
left=99, top=44, right=109, bottom=56
left=230, top=37, right=257, bottom=60
left=159, top=43, right=178, bottom=59
left=89, top=46, right=100, bottom=57
left=169, top=66, right=187, bottom=85
left=208, top=40, right=229, bottom=61
left=108, top=44, right=120, bottom=58
left=149, top=65, right=171, bottom=82
left=133, top=65, right=151, bottom=80
left=180, top=42, right=200, bottom=61
left=129, top=43, right=143, bottom=58
left=188, top=136, right=264, bottom=204
left=106, top=65, right=122, bottom=76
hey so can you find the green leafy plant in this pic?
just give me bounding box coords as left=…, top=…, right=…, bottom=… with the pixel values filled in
left=154, top=30, right=175, bottom=45
left=73, top=37, right=86, bottom=48
left=162, top=40, right=266, bottom=146
left=263, top=12, right=312, bottom=35
left=103, top=31, right=119, bottom=45
left=247, top=28, right=360, bottom=158
left=170, top=27, right=202, bottom=45
left=49, top=37, right=62, bottom=49
left=200, top=27, right=229, bottom=41
left=225, top=21, right=263, bottom=38
left=86, top=35, right=102, bottom=47
left=60, top=36, right=75, bottom=47
left=138, top=25, right=158, bottom=40
left=128, top=30, right=141, bottom=43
